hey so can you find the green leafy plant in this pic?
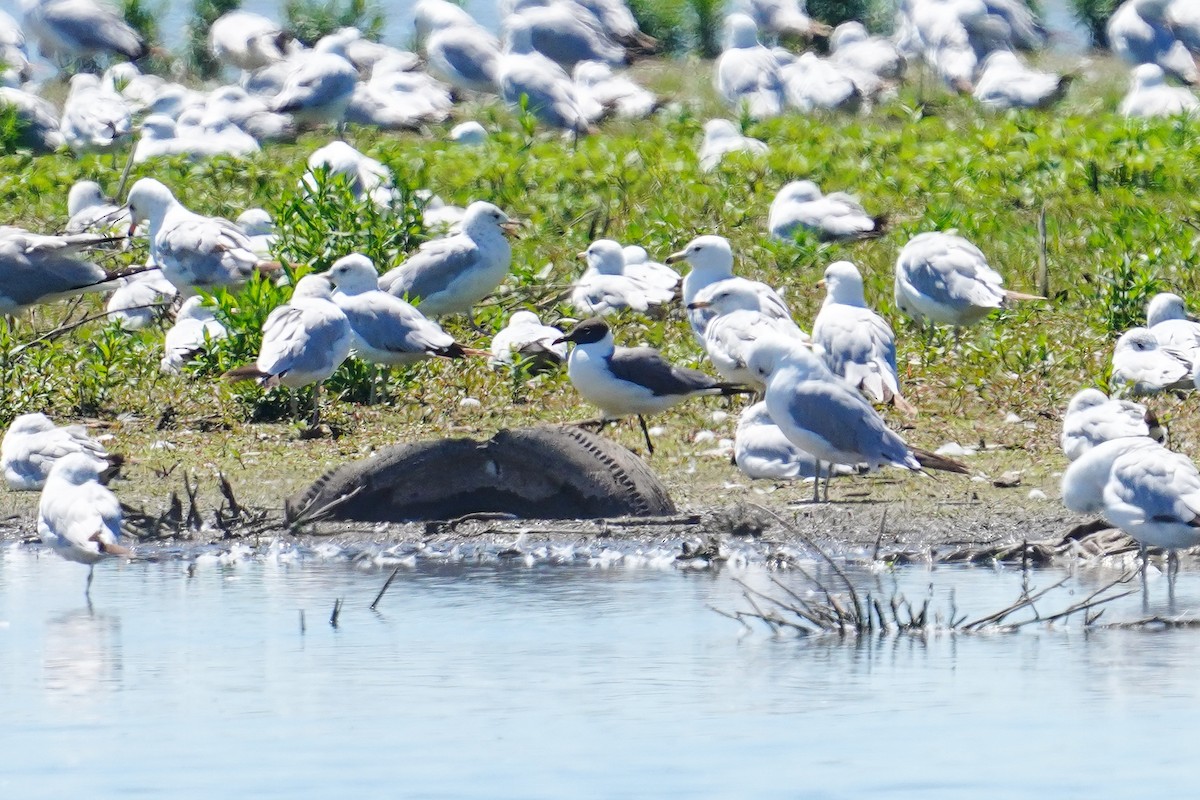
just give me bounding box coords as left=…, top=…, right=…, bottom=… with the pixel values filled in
left=283, top=0, right=384, bottom=46
left=186, top=0, right=242, bottom=79
left=1071, top=0, right=1118, bottom=46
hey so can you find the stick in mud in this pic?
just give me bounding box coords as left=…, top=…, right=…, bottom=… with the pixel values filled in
left=330, top=598, right=342, bottom=628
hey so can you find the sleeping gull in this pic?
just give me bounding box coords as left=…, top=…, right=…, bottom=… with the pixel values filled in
left=378, top=200, right=516, bottom=318
left=768, top=180, right=884, bottom=242
left=22, top=0, right=147, bottom=64
left=666, top=234, right=791, bottom=340
left=1111, top=327, right=1192, bottom=395
left=204, top=85, right=296, bottom=143
left=687, top=280, right=808, bottom=388
left=1107, top=0, right=1198, bottom=85
left=126, top=178, right=280, bottom=294
left=571, top=238, right=674, bottom=316
left=105, top=269, right=176, bottom=330
left=745, top=336, right=967, bottom=502
left=1146, top=292, right=1200, bottom=353
left=1060, top=388, right=1162, bottom=461
left=304, top=140, right=396, bottom=207
left=830, top=21, right=904, bottom=79
left=489, top=310, right=567, bottom=370
left=698, top=118, right=767, bottom=172
left=779, top=51, right=862, bottom=112
left=66, top=180, right=129, bottom=235
left=329, top=253, right=480, bottom=367
left=573, top=60, right=658, bottom=118
left=1119, top=63, right=1199, bottom=118
left=498, top=16, right=598, bottom=133
left=893, top=231, right=1043, bottom=330
left=37, top=452, right=129, bottom=601
left=556, top=317, right=750, bottom=454
left=60, top=72, right=133, bottom=154
left=161, top=296, right=228, bottom=374
left=3, top=413, right=115, bottom=491
left=223, top=274, right=354, bottom=424
left=208, top=10, right=291, bottom=72
left=972, top=50, right=1072, bottom=110
left=268, top=51, right=358, bottom=127
left=621, top=246, right=679, bottom=293
left=236, top=208, right=277, bottom=258
left=813, top=261, right=914, bottom=414
left=734, top=401, right=850, bottom=481
left=715, top=13, right=785, bottom=120
left=0, top=227, right=119, bottom=314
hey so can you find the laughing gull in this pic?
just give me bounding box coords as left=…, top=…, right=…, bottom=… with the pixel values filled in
left=379, top=201, right=516, bottom=318
left=489, top=310, right=567, bottom=371
left=745, top=336, right=967, bottom=501
left=768, top=180, right=884, bottom=242
left=126, top=178, right=280, bottom=294
left=328, top=253, right=480, bottom=368
left=734, top=401, right=850, bottom=481
left=666, top=234, right=791, bottom=340
left=715, top=14, right=785, bottom=120
left=893, top=231, right=1043, bottom=330
left=556, top=317, right=749, bottom=454
left=208, top=10, right=291, bottom=72
left=1120, top=63, right=1199, bottom=118
left=22, top=0, right=147, bottom=64
left=38, top=452, right=129, bottom=601
left=687, top=280, right=808, bottom=388
left=224, top=275, right=354, bottom=424
left=1060, top=388, right=1162, bottom=461
left=1111, top=327, right=1193, bottom=395
left=571, top=239, right=674, bottom=316
left=2, top=412, right=116, bottom=491
left=0, top=227, right=119, bottom=315
left=698, top=118, right=768, bottom=172
left=813, top=261, right=914, bottom=414
left=161, top=296, right=228, bottom=374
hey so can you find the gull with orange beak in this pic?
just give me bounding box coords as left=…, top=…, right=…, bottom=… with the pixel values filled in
left=125, top=177, right=280, bottom=295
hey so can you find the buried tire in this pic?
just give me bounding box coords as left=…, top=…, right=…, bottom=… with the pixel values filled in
left=285, top=425, right=677, bottom=523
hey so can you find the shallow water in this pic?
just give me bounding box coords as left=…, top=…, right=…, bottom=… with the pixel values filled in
left=3, top=539, right=1200, bottom=798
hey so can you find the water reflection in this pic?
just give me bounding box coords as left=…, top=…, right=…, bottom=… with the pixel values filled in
left=43, top=608, right=122, bottom=702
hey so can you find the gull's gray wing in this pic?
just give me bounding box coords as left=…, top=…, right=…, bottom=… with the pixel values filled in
left=380, top=235, right=480, bottom=303
left=608, top=347, right=721, bottom=396
left=784, top=380, right=910, bottom=466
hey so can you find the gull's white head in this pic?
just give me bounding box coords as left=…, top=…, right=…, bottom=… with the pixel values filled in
left=1064, top=388, right=1111, bottom=417
left=1146, top=292, right=1189, bottom=326
left=821, top=261, right=867, bottom=307
left=703, top=118, right=741, bottom=144
left=307, top=140, right=364, bottom=175
left=831, top=21, right=868, bottom=51
left=580, top=239, right=626, bottom=275
left=126, top=178, right=179, bottom=232
left=665, top=235, right=734, bottom=278
left=622, top=245, right=649, bottom=264
left=67, top=181, right=107, bottom=217
left=573, top=60, right=613, bottom=87
left=292, top=273, right=335, bottom=300
left=327, top=253, right=381, bottom=295
left=746, top=336, right=818, bottom=384
left=507, top=310, right=543, bottom=328
left=1132, top=63, right=1166, bottom=89
left=461, top=201, right=512, bottom=236
left=450, top=121, right=488, bottom=145
left=1115, top=327, right=1164, bottom=357
left=690, top=280, right=764, bottom=315
left=176, top=296, right=215, bottom=321
left=237, top=208, right=275, bottom=236
left=7, top=412, right=57, bottom=437
left=45, top=451, right=104, bottom=487
left=724, top=13, right=760, bottom=49
left=778, top=180, right=823, bottom=204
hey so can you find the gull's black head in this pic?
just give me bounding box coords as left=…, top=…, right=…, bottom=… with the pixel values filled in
left=554, top=317, right=609, bottom=345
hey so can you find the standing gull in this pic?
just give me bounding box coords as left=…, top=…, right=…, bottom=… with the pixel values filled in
left=556, top=317, right=750, bottom=454
left=269, top=51, right=358, bottom=127
left=1060, top=388, right=1162, bottom=461
left=498, top=16, right=598, bottom=134
left=894, top=231, right=1043, bottom=331
left=746, top=336, right=967, bottom=501
left=60, top=73, right=133, bottom=155
left=813, top=261, right=914, bottom=414
left=3, top=413, right=116, bottom=491
left=22, top=0, right=147, bottom=64
left=714, top=14, right=786, bottom=120
left=734, top=401, right=849, bottom=481
left=223, top=274, right=354, bottom=424
left=1120, top=63, right=1199, bottom=118
left=768, top=180, right=884, bottom=242
left=1146, top=292, right=1200, bottom=353
left=379, top=201, right=516, bottom=318
left=1107, top=0, right=1198, bottom=85
left=38, top=452, right=129, bottom=601
left=126, top=178, right=280, bottom=294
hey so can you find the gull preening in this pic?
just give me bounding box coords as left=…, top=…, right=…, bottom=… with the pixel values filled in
left=894, top=231, right=1042, bottom=330
left=223, top=274, right=354, bottom=424
left=379, top=201, right=516, bottom=318
left=812, top=261, right=914, bottom=414
left=37, top=452, right=129, bottom=601
left=126, top=178, right=281, bottom=293
left=3, top=413, right=116, bottom=491
left=557, top=317, right=749, bottom=453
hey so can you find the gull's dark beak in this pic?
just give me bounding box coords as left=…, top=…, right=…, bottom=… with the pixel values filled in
left=686, top=300, right=710, bottom=310
left=816, top=279, right=826, bottom=289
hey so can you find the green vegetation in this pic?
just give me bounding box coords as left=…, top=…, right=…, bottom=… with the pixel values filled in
left=283, top=0, right=384, bottom=46
left=1071, top=0, right=1118, bottom=46
left=186, top=0, right=242, bottom=79
left=0, top=59, right=1196, bottom=510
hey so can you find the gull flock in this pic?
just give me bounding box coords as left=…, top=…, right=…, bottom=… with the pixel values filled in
left=2, top=0, right=1200, bottom=597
